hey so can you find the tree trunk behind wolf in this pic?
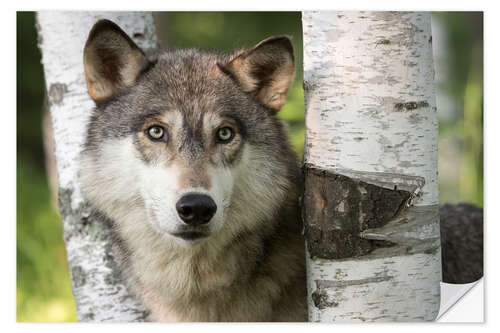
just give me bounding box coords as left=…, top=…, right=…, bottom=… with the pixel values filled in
left=301, top=11, right=441, bottom=322
left=36, top=11, right=158, bottom=322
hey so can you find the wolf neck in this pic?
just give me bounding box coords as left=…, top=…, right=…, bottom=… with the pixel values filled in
left=114, top=184, right=301, bottom=321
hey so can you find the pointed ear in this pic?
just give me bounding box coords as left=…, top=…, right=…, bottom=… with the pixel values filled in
left=83, top=19, right=150, bottom=103
left=219, top=36, right=295, bottom=111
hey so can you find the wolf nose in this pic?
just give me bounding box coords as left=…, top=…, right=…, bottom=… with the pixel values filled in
left=176, top=193, right=217, bottom=225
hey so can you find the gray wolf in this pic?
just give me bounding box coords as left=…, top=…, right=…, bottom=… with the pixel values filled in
left=78, top=19, right=483, bottom=322
left=79, top=19, right=307, bottom=321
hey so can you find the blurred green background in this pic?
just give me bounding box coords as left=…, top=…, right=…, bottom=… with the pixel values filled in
left=16, top=11, right=483, bottom=322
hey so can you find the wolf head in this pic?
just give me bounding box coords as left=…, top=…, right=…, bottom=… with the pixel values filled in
left=79, top=20, right=298, bottom=247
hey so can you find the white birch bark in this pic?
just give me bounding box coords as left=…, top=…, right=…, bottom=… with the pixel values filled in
left=302, top=11, right=441, bottom=322
left=36, top=11, right=159, bottom=322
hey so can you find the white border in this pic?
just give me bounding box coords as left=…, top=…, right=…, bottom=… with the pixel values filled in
left=5, top=0, right=497, bottom=331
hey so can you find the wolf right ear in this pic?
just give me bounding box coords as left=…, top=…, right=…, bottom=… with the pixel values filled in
left=83, top=19, right=150, bottom=103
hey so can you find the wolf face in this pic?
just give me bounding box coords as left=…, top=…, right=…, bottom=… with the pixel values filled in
left=79, top=20, right=298, bottom=249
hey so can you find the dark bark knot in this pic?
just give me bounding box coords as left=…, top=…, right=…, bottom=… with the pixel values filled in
left=133, top=32, right=145, bottom=40
left=48, top=82, right=68, bottom=106
left=71, top=265, right=86, bottom=288
left=394, top=101, right=429, bottom=112
left=302, top=165, right=412, bottom=259
left=311, top=288, right=338, bottom=310
left=375, top=39, right=391, bottom=47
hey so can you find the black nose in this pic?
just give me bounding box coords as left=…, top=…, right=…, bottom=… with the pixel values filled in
left=176, top=193, right=217, bottom=226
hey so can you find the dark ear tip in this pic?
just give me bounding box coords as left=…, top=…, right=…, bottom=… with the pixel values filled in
left=86, top=19, right=142, bottom=54
left=87, top=19, right=125, bottom=42
left=257, top=35, right=295, bottom=56
left=91, top=19, right=121, bottom=31
left=268, top=34, right=294, bottom=43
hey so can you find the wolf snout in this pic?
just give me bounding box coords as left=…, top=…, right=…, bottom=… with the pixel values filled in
left=176, top=193, right=217, bottom=226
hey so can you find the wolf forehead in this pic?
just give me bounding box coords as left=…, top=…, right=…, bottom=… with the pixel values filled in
left=137, top=49, right=243, bottom=109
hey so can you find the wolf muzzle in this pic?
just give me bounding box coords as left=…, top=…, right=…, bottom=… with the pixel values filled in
left=176, top=193, right=217, bottom=226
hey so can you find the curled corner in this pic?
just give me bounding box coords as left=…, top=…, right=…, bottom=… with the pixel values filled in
left=437, top=279, right=484, bottom=322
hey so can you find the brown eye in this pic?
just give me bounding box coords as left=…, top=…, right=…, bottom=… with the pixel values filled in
left=216, top=127, right=234, bottom=143
left=146, top=126, right=165, bottom=141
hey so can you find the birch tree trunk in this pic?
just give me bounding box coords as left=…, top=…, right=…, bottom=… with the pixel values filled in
left=302, top=11, right=441, bottom=322
left=36, top=11, right=159, bottom=322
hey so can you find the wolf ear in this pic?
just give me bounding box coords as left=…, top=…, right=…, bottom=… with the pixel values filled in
left=219, top=36, right=295, bottom=111
left=83, top=19, right=150, bottom=103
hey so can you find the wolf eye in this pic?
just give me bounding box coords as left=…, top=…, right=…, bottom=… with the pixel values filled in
left=146, top=126, right=165, bottom=141
left=216, top=127, right=234, bottom=143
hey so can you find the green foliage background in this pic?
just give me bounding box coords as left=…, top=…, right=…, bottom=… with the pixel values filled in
left=17, top=11, right=483, bottom=322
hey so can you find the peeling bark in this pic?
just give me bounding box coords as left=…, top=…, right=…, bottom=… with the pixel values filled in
left=302, top=11, right=441, bottom=322
left=36, top=11, right=159, bottom=322
left=302, top=164, right=414, bottom=259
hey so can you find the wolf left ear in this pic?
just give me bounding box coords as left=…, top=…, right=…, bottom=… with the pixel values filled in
left=219, top=36, right=295, bottom=111
left=83, top=19, right=150, bottom=103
